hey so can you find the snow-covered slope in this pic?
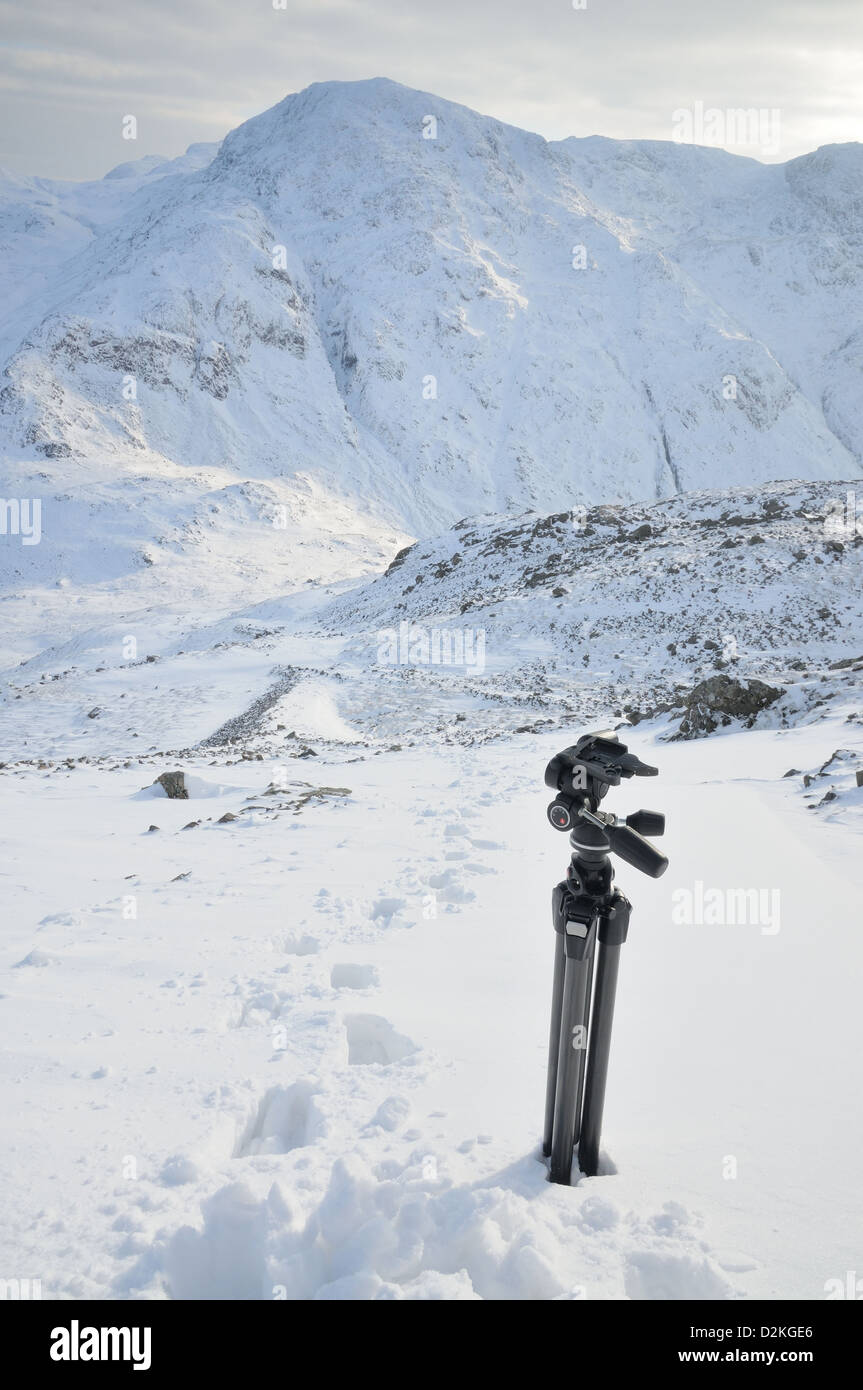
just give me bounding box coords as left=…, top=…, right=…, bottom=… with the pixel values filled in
left=1, top=79, right=861, bottom=611
left=3, top=477, right=861, bottom=765
left=321, top=476, right=863, bottom=737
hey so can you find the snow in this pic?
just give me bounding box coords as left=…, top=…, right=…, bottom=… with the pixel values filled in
left=1, top=78, right=862, bottom=1303
left=1, top=716, right=862, bottom=1300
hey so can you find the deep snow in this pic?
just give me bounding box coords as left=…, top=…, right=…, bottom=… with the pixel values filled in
left=2, top=714, right=862, bottom=1300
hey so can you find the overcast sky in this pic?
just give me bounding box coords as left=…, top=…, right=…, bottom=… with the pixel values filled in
left=0, top=0, right=860, bottom=180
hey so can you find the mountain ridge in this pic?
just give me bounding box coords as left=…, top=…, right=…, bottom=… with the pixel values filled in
left=0, top=77, right=861, bottom=615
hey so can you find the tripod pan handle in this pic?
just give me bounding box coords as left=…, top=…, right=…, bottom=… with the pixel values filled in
left=608, top=824, right=668, bottom=878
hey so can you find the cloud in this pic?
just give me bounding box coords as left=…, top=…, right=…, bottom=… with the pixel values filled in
left=0, top=0, right=860, bottom=178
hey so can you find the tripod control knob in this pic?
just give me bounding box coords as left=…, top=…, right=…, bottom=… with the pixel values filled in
left=547, top=799, right=574, bottom=831
left=625, top=810, right=666, bottom=836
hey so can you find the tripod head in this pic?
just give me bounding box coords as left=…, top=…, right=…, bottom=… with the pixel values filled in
left=545, top=732, right=668, bottom=879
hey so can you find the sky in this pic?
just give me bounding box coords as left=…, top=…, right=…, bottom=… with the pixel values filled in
left=0, top=0, right=860, bottom=180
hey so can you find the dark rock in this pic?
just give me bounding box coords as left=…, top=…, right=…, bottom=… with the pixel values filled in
left=217, top=812, right=238, bottom=823
left=674, top=675, right=783, bottom=740
left=87, top=707, right=101, bottom=719
left=384, top=543, right=417, bottom=576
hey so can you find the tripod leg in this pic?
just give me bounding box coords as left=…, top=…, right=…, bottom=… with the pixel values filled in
left=549, top=924, right=596, bottom=1185
left=542, top=927, right=566, bottom=1156
left=573, top=944, right=595, bottom=1140
left=577, top=939, right=621, bottom=1178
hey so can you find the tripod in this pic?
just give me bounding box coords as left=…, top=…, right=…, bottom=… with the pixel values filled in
left=541, top=734, right=668, bottom=1184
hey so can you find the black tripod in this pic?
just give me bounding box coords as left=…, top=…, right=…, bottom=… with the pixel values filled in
left=542, top=734, right=668, bottom=1184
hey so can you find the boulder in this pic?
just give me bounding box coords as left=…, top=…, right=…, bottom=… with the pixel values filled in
left=674, top=676, right=783, bottom=740
left=155, top=770, right=188, bottom=799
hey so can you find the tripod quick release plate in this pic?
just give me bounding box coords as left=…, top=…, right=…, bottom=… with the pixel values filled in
left=545, top=732, right=658, bottom=806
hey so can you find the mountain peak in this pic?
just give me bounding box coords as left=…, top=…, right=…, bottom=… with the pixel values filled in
left=1, top=78, right=860, bottom=594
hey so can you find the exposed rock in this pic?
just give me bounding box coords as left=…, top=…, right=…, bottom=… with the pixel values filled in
left=294, top=786, right=351, bottom=812
left=673, top=675, right=783, bottom=739
left=384, top=543, right=417, bottom=576
left=155, top=770, right=188, bottom=799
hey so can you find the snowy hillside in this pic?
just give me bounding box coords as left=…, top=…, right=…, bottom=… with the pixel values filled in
left=3, top=476, right=860, bottom=766
left=1, top=78, right=862, bottom=613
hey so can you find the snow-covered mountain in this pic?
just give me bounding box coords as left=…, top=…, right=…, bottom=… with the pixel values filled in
left=1, top=78, right=862, bottom=610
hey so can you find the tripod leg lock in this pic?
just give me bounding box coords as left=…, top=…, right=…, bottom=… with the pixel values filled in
left=597, top=891, right=632, bottom=947
left=552, top=882, right=597, bottom=960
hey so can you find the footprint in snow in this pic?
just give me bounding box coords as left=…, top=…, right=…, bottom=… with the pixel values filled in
left=624, top=1250, right=735, bottom=1300
left=282, top=932, right=319, bottom=956
left=369, top=1095, right=411, bottom=1131
left=330, top=963, right=378, bottom=990
left=344, top=1014, right=417, bottom=1066
left=231, top=983, right=291, bottom=1028
left=425, top=869, right=476, bottom=905
left=235, top=1080, right=321, bottom=1157
left=369, top=897, right=407, bottom=924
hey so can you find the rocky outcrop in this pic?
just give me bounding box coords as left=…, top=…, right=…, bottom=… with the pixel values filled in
left=674, top=676, right=784, bottom=740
